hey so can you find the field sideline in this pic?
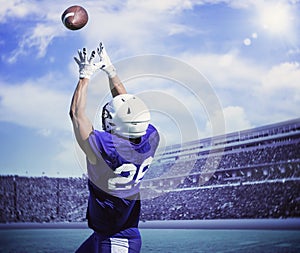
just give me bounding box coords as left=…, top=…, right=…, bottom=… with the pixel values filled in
left=1, top=219, right=299, bottom=230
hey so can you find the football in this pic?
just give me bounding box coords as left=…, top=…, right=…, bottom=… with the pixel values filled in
left=61, top=5, right=88, bottom=30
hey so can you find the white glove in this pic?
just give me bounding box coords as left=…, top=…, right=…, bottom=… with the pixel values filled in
left=97, top=42, right=117, bottom=78
left=74, top=48, right=102, bottom=79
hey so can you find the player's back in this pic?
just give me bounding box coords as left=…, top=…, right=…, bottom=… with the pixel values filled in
left=86, top=124, right=159, bottom=235
left=87, top=124, right=159, bottom=198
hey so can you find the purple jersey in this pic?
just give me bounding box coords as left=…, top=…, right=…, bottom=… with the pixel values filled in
left=86, top=124, right=159, bottom=236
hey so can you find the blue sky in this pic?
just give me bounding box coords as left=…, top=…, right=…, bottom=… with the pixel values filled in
left=0, top=0, right=299, bottom=177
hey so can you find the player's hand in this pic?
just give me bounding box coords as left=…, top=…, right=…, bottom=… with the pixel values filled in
left=97, top=42, right=117, bottom=78
left=74, top=48, right=102, bottom=79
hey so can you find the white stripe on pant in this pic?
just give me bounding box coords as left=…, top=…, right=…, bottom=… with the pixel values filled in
left=110, top=237, right=129, bottom=253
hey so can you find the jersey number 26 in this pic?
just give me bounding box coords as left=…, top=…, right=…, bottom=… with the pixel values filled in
left=108, top=156, right=153, bottom=190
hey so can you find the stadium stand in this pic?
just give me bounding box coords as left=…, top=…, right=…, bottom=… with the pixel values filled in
left=0, top=118, right=299, bottom=223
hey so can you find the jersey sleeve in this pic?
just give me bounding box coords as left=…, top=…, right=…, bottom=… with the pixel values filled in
left=88, top=130, right=104, bottom=158
left=88, top=130, right=116, bottom=169
left=147, top=124, right=160, bottom=153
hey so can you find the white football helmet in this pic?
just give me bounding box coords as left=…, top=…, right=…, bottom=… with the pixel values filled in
left=102, top=94, right=150, bottom=138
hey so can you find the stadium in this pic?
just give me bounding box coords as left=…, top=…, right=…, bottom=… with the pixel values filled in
left=1, top=117, right=299, bottom=223
left=0, top=118, right=300, bottom=252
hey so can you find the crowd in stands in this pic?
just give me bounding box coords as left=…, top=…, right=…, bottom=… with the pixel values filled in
left=146, top=141, right=300, bottom=180
left=140, top=181, right=300, bottom=220
left=0, top=138, right=299, bottom=223
left=0, top=176, right=88, bottom=223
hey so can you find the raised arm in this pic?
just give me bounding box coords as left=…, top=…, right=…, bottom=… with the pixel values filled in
left=109, top=75, right=127, bottom=97
left=70, top=48, right=100, bottom=164
left=97, top=43, right=127, bottom=97
left=69, top=78, right=94, bottom=154
left=70, top=43, right=127, bottom=163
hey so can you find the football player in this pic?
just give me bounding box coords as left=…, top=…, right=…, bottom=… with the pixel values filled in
left=70, top=43, right=160, bottom=252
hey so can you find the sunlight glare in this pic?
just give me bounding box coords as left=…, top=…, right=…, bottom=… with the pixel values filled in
left=258, top=2, right=294, bottom=36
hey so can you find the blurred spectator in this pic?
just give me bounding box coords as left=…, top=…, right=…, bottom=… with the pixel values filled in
left=0, top=132, right=299, bottom=223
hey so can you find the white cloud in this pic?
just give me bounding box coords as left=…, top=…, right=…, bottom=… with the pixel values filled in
left=223, top=106, right=251, bottom=132
left=7, top=24, right=65, bottom=63
left=287, top=47, right=300, bottom=56
left=53, top=137, right=85, bottom=177
left=74, top=0, right=210, bottom=56
left=253, top=61, right=300, bottom=123
left=167, top=23, right=201, bottom=36
left=2, top=0, right=299, bottom=65
left=203, top=105, right=251, bottom=138
left=180, top=51, right=300, bottom=128
left=0, top=0, right=89, bottom=22
left=2, top=0, right=198, bottom=63
left=126, top=0, right=194, bottom=13
left=253, top=0, right=297, bottom=41
left=180, top=50, right=264, bottom=89
left=0, top=0, right=69, bottom=63
left=0, top=75, right=71, bottom=133
left=0, top=0, right=39, bottom=22
left=261, top=62, right=300, bottom=92
left=203, top=0, right=299, bottom=9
